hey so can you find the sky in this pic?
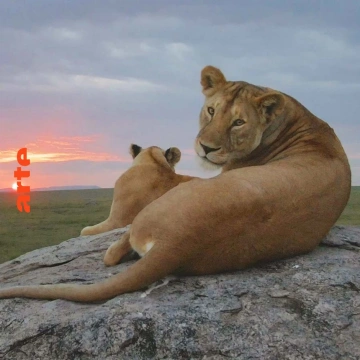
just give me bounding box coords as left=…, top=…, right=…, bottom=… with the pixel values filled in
left=0, top=0, right=359, bottom=189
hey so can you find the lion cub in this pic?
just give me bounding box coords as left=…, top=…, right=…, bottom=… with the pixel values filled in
left=81, top=144, right=194, bottom=236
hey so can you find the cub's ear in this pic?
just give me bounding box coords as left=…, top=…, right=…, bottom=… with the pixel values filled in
left=201, top=65, right=227, bottom=96
left=129, top=144, right=142, bottom=158
left=254, top=92, right=285, bottom=124
left=165, top=147, right=181, bottom=166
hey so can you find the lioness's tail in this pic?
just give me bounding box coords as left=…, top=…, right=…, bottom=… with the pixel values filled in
left=0, top=245, right=182, bottom=302
left=81, top=219, right=115, bottom=236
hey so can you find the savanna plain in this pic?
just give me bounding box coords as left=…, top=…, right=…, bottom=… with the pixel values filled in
left=0, top=187, right=359, bottom=264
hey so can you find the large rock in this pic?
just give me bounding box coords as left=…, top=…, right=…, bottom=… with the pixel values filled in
left=0, top=226, right=359, bottom=360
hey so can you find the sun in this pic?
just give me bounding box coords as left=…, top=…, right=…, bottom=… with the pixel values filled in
left=12, top=182, right=18, bottom=191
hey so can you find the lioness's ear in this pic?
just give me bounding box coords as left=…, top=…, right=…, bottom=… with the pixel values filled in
left=130, top=144, right=142, bottom=158
left=165, top=147, right=181, bottom=166
left=201, top=65, right=227, bottom=96
left=254, top=93, right=285, bottom=124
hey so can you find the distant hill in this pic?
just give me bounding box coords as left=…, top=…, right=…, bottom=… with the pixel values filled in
left=33, top=185, right=102, bottom=192
left=0, top=186, right=101, bottom=192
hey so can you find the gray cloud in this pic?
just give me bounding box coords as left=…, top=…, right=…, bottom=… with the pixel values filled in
left=1, top=0, right=359, bottom=186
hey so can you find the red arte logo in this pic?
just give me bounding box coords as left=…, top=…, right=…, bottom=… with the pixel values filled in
left=14, top=148, right=31, bottom=213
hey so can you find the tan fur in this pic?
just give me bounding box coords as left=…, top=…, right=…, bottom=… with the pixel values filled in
left=80, top=144, right=195, bottom=236
left=0, top=66, right=351, bottom=302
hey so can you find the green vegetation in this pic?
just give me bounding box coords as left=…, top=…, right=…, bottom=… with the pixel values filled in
left=0, top=187, right=359, bottom=264
left=0, top=189, right=113, bottom=264
left=337, top=186, right=360, bottom=226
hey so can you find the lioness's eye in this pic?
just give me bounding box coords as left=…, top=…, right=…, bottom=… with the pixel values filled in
left=232, top=119, right=245, bottom=127
left=207, top=107, right=215, bottom=116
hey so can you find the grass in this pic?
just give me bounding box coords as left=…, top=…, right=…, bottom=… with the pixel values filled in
left=337, top=186, right=360, bottom=226
left=0, top=189, right=113, bottom=264
left=0, top=187, right=359, bottom=264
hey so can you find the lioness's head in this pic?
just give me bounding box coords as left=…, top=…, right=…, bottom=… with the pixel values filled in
left=195, top=66, right=285, bottom=167
left=130, top=144, right=181, bottom=170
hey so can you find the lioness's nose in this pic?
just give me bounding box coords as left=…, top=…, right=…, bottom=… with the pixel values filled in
left=200, top=143, right=221, bottom=155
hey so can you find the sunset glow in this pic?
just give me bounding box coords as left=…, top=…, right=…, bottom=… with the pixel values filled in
left=0, top=135, right=127, bottom=164
left=1, top=0, right=359, bottom=190
left=0, top=134, right=134, bottom=189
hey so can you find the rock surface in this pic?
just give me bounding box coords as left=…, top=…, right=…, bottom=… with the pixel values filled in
left=0, top=225, right=359, bottom=360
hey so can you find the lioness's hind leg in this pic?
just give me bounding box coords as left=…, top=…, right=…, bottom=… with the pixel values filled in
left=104, top=231, right=132, bottom=266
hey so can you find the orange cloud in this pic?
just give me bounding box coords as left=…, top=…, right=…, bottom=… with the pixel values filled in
left=0, top=135, right=129, bottom=163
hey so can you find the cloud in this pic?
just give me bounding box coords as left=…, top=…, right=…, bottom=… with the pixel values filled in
left=165, top=42, right=193, bottom=61
left=107, top=41, right=155, bottom=59
left=0, top=150, right=124, bottom=163
left=0, top=135, right=128, bottom=164
left=0, top=72, right=166, bottom=93
left=0, top=0, right=359, bottom=187
left=348, top=154, right=360, bottom=160
left=47, top=27, right=83, bottom=41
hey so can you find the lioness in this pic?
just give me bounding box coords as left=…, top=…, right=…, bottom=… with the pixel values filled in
left=81, top=144, right=194, bottom=237
left=0, top=66, right=351, bottom=302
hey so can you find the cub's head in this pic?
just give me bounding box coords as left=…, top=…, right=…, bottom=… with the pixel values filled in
left=129, top=144, right=181, bottom=171
left=195, top=65, right=285, bottom=167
